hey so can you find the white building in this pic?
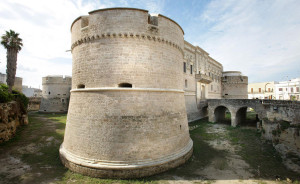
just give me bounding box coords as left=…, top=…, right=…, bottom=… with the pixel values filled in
left=275, top=78, right=300, bottom=101
left=22, top=85, right=42, bottom=97
left=248, top=81, right=277, bottom=100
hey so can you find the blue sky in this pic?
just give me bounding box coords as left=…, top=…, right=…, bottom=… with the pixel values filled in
left=0, top=0, right=300, bottom=88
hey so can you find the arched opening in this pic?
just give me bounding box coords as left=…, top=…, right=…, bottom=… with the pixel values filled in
left=77, top=84, right=85, bottom=89
left=214, top=106, right=231, bottom=125
left=118, top=83, right=132, bottom=88
left=201, top=106, right=208, bottom=117
left=236, top=107, right=260, bottom=127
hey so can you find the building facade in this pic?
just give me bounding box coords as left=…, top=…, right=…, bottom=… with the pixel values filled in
left=248, top=81, right=277, bottom=99
left=183, top=41, right=223, bottom=121
left=22, top=86, right=42, bottom=97
left=275, top=78, right=300, bottom=101
left=39, top=75, right=72, bottom=113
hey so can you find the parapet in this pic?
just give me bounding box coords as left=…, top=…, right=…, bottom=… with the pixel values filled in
left=42, top=75, right=72, bottom=85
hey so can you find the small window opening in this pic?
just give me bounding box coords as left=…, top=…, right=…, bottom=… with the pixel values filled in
left=183, top=62, right=186, bottom=73
left=48, top=91, right=50, bottom=95
left=148, top=14, right=158, bottom=26
left=77, top=84, right=85, bottom=89
left=81, top=16, right=89, bottom=28
left=185, top=79, right=188, bottom=88
left=190, top=65, right=193, bottom=74
left=118, top=83, right=132, bottom=88
left=180, top=125, right=182, bottom=130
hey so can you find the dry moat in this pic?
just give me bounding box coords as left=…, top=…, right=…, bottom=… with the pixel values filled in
left=0, top=112, right=299, bottom=184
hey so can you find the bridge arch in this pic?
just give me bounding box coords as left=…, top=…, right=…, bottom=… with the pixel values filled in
left=234, top=106, right=261, bottom=127
left=213, top=105, right=232, bottom=125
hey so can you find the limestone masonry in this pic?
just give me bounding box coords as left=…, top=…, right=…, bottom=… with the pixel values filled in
left=60, top=8, right=193, bottom=178
left=39, top=75, right=71, bottom=113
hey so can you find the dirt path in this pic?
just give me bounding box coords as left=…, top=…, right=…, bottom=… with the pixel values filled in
left=0, top=113, right=65, bottom=184
left=195, top=124, right=254, bottom=181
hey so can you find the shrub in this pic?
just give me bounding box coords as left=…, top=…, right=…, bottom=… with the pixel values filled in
left=0, top=84, right=28, bottom=111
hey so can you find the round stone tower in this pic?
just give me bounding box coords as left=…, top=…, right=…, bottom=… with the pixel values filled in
left=39, top=75, right=72, bottom=113
left=60, top=8, right=193, bottom=178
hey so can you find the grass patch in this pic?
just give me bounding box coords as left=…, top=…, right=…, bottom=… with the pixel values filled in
left=226, top=126, right=300, bottom=180
left=163, top=118, right=228, bottom=178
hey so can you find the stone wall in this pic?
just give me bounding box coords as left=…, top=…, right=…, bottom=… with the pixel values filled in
left=28, top=97, right=41, bottom=111
left=61, top=8, right=193, bottom=178
left=260, top=100, right=300, bottom=172
left=221, top=72, right=248, bottom=99
left=0, top=101, right=28, bottom=143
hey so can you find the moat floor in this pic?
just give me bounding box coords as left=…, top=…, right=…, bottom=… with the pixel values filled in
left=0, top=112, right=299, bottom=184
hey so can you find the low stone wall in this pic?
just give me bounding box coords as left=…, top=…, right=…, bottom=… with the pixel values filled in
left=0, top=101, right=28, bottom=143
left=28, top=97, right=41, bottom=111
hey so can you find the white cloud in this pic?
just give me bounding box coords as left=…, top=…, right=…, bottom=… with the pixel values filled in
left=0, top=0, right=114, bottom=88
left=192, top=0, right=300, bottom=82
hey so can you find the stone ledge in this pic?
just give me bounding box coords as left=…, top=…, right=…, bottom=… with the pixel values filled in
left=59, top=140, right=193, bottom=178
left=71, top=87, right=184, bottom=93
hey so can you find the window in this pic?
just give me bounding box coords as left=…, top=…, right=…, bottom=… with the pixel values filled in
left=268, top=88, right=270, bottom=92
left=291, top=88, right=294, bottom=92
left=118, top=83, right=132, bottom=88
left=185, top=79, right=187, bottom=88
left=259, top=88, right=261, bottom=93
left=211, top=84, right=213, bottom=91
left=148, top=14, right=158, bottom=26
left=190, top=65, right=193, bottom=74
left=279, top=88, right=283, bottom=91
left=61, top=98, right=65, bottom=103
left=77, top=84, right=85, bottom=89
left=48, top=91, right=51, bottom=95
left=297, top=87, right=299, bottom=92
left=183, top=62, right=186, bottom=73
left=251, top=88, right=253, bottom=93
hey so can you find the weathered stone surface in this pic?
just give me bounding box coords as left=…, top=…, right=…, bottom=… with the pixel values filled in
left=27, top=97, right=41, bottom=111
left=60, top=8, right=193, bottom=178
left=0, top=101, right=28, bottom=143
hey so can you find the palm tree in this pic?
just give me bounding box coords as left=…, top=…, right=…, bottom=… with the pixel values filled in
left=1, top=30, right=23, bottom=93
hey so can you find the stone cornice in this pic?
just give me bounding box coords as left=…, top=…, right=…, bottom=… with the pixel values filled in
left=71, top=87, right=184, bottom=93
left=71, top=32, right=184, bottom=55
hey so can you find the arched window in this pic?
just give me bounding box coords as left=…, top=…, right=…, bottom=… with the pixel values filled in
left=118, top=83, right=132, bottom=88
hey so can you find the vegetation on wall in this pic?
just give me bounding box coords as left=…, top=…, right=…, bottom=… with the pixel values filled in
left=0, top=84, right=28, bottom=111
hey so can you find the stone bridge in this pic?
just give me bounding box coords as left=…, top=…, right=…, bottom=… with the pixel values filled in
left=202, top=99, right=300, bottom=127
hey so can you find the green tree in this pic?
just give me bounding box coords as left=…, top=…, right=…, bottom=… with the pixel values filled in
left=1, top=30, right=23, bottom=93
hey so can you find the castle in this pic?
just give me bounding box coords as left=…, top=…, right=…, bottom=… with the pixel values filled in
left=59, top=8, right=248, bottom=178
left=39, top=75, right=71, bottom=113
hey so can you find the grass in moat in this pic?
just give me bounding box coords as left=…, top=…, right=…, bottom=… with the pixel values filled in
left=0, top=112, right=299, bottom=183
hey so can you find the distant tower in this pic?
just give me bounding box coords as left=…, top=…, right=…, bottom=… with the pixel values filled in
left=60, top=8, right=193, bottom=178
left=222, top=71, right=248, bottom=99
left=39, top=75, right=72, bottom=113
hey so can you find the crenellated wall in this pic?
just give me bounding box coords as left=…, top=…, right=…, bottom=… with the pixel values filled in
left=61, top=8, right=193, bottom=178
left=39, top=75, right=72, bottom=113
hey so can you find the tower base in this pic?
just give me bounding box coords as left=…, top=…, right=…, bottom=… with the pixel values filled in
left=59, top=140, right=193, bottom=179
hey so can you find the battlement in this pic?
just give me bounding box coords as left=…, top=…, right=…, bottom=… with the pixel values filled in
left=42, top=75, right=72, bottom=85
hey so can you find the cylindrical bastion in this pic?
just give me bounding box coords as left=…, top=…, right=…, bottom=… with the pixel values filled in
left=60, top=8, right=193, bottom=178
left=39, top=75, right=72, bottom=113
